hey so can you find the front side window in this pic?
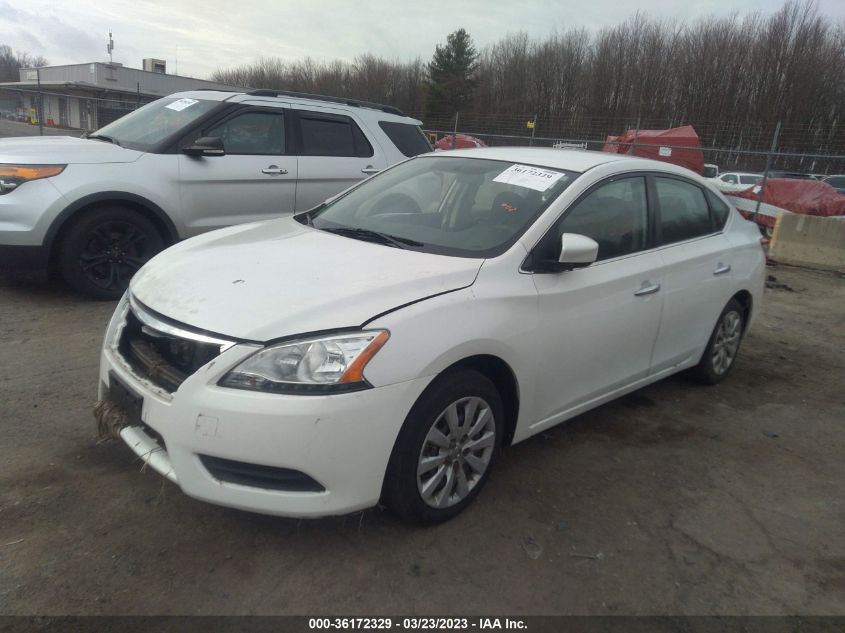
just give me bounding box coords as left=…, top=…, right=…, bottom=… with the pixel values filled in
left=554, top=177, right=649, bottom=261
left=308, top=156, right=576, bottom=258
left=299, top=113, right=373, bottom=157
left=721, top=174, right=738, bottom=184
left=205, top=111, right=286, bottom=155
left=91, top=97, right=220, bottom=151
left=655, top=177, right=713, bottom=244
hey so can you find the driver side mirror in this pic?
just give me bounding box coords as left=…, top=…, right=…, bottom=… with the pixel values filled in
left=558, top=233, right=599, bottom=269
left=183, top=136, right=225, bottom=157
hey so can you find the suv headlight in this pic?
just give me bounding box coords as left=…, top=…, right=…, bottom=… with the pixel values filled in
left=218, top=330, right=389, bottom=394
left=0, top=164, right=66, bottom=194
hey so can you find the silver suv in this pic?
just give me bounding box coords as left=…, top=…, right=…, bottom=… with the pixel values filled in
left=0, top=89, right=431, bottom=298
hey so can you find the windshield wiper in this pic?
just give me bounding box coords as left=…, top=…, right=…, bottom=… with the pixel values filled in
left=321, top=227, right=423, bottom=249
left=86, top=133, right=121, bottom=146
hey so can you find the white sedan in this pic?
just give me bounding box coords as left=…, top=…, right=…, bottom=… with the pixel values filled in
left=711, top=172, right=763, bottom=192
left=97, top=148, right=766, bottom=524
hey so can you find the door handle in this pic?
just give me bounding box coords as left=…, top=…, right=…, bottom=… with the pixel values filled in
left=713, top=263, right=732, bottom=275
left=261, top=165, right=288, bottom=175
left=361, top=166, right=380, bottom=175
left=634, top=282, right=661, bottom=297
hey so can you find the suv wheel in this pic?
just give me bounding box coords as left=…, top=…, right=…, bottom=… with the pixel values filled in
left=57, top=206, right=164, bottom=300
left=383, top=369, right=504, bottom=524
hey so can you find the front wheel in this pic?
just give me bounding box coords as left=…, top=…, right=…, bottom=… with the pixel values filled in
left=383, top=369, right=504, bottom=524
left=691, top=299, right=745, bottom=384
left=57, top=206, right=165, bottom=300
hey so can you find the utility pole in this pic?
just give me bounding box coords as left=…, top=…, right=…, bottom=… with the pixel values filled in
left=754, top=121, right=782, bottom=223
left=36, top=67, right=43, bottom=136
left=451, top=112, right=459, bottom=149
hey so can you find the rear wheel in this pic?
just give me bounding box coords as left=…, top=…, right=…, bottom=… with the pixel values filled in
left=383, top=369, right=504, bottom=524
left=691, top=299, right=745, bottom=384
left=57, top=206, right=164, bottom=300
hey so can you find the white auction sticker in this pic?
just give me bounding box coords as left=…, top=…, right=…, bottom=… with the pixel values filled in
left=493, top=164, right=564, bottom=192
left=165, top=98, right=199, bottom=112
left=658, top=146, right=672, bottom=157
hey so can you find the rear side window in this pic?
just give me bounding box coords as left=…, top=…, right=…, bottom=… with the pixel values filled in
left=655, top=177, right=713, bottom=244
left=298, top=113, right=373, bottom=158
left=378, top=121, right=432, bottom=157
left=705, top=189, right=731, bottom=229
left=739, top=175, right=760, bottom=185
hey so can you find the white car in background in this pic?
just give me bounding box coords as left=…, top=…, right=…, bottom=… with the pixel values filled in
left=97, top=148, right=766, bottom=524
left=711, top=172, right=762, bottom=192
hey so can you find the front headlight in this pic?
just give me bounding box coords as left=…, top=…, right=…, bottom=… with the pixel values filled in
left=218, top=330, right=389, bottom=394
left=0, top=164, right=66, bottom=194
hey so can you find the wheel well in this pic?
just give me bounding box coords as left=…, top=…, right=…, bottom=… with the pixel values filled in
left=446, top=355, right=520, bottom=447
left=48, top=199, right=175, bottom=268
left=731, top=290, right=753, bottom=331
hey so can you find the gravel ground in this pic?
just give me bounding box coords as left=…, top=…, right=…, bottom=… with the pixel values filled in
left=0, top=263, right=843, bottom=615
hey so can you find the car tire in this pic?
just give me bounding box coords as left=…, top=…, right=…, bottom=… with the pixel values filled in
left=57, top=206, right=165, bottom=300
left=382, top=368, right=504, bottom=525
left=690, top=298, right=745, bottom=385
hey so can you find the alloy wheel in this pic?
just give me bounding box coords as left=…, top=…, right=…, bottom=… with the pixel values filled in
left=712, top=310, right=742, bottom=375
left=417, top=396, right=496, bottom=509
left=79, top=221, right=151, bottom=292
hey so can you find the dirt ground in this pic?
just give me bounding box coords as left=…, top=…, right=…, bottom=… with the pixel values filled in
left=0, top=263, right=843, bottom=616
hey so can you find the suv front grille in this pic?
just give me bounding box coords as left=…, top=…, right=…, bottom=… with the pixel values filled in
left=118, top=303, right=225, bottom=393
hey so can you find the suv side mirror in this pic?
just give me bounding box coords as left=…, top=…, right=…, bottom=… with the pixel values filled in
left=558, top=233, right=598, bottom=269
left=183, top=137, right=225, bottom=157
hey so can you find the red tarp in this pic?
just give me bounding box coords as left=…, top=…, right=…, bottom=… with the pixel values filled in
left=602, top=125, right=704, bottom=175
left=729, top=179, right=845, bottom=217
left=434, top=134, right=488, bottom=150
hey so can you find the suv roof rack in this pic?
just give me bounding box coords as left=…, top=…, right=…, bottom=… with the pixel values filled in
left=246, top=89, right=406, bottom=117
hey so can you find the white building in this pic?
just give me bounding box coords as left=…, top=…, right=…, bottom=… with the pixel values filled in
left=0, top=60, right=241, bottom=131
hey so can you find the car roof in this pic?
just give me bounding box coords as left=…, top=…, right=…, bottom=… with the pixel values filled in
left=421, top=147, right=698, bottom=175
left=165, top=90, right=420, bottom=124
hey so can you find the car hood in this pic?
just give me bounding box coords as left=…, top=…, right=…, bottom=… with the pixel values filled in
left=0, top=136, right=142, bottom=164
left=130, top=217, right=483, bottom=341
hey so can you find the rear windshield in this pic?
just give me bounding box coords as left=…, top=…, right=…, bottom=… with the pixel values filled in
left=378, top=121, right=432, bottom=157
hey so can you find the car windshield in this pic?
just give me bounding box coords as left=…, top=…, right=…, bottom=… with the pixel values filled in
left=308, top=156, right=577, bottom=258
left=90, top=97, right=220, bottom=151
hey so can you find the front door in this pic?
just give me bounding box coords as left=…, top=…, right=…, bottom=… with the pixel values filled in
left=177, top=104, right=297, bottom=235
left=530, top=176, right=664, bottom=427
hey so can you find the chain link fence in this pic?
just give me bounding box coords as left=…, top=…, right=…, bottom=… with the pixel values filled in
left=420, top=111, right=845, bottom=176
left=1, top=84, right=843, bottom=177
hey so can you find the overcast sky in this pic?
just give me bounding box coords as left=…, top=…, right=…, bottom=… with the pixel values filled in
left=1, top=0, right=844, bottom=79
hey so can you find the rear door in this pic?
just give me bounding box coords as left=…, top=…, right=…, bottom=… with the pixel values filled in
left=177, top=102, right=297, bottom=235
left=649, top=175, right=736, bottom=373
left=530, top=175, right=664, bottom=424
left=292, top=107, right=388, bottom=211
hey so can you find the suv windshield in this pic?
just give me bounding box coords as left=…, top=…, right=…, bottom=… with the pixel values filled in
left=91, top=97, right=220, bottom=151
left=308, top=156, right=577, bottom=258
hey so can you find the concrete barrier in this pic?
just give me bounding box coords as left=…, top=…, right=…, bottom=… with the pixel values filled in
left=768, top=213, right=845, bottom=272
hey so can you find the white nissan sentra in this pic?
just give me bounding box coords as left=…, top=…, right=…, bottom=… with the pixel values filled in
left=97, top=148, right=765, bottom=524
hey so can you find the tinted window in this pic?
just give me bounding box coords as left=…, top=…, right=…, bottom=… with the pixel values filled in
left=378, top=121, right=432, bottom=157
left=656, top=177, right=713, bottom=244
left=299, top=114, right=373, bottom=157
left=705, top=189, right=731, bottom=229
left=739, top=175, right=761, bottom=185
left=825, top=176, right=845, bottom=187
left=556, top=177, right=648, bottom=261
left=206, top=111, right=285, bottom=154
